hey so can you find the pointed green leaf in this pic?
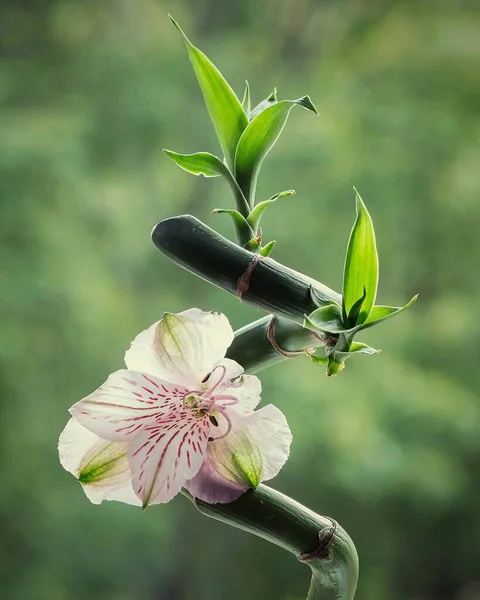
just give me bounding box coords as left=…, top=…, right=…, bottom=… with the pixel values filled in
left=212, top=208, right=254, bottom=246
left=335, top=342, right=381, bottom=362
left=234, top=96, right=318, bottom=204
left=361, top=295, right=418, bottom=330
left=164, top=149, right=250, bottom=217
left=250, top=87, right=278, bottom=120
left=170, top=16, right=248, bottom=170
left=304, top=303, right=346, bottom=334
left=245, top=238, right=261, bottom=252
left=342, top=189, right=379, bottom=325
left=242, top=81, right=251, bottom=117
left=247, top=190, right=295, bottom=232
left=260, top=240, right=276, bottom=257
left=350, top=342, right=380, bottom=354
left=309, top=285, right=341, bottom=309
left=164, top=150, right=225, bottom=177
left=346, top=286, right=367, bottom=327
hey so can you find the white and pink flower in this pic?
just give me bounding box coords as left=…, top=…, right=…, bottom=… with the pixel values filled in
left=59, top=309, right=292, bottom=507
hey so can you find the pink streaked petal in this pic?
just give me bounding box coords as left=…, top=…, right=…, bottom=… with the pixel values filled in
left=70, top=370, right=188, bottom=442
left=211, top=358, right=261, bottom=414
left=129, top=414, right=210, bottom=507
left=124, top=309, right=234, bottom=387
left=59, top=418, right=141, bottom=506
left=184, top=405, right=292, bottom=504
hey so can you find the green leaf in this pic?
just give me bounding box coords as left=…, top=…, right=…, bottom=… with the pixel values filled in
left=250, top=87, right=278, bottom=120
left=242, top=81, right=251, bottom=117
left=212, top=208, right=254, bottom=247
left=247, top=189, right=295, bottom=233
left=260, top=240, right=276, bottom=257
left=350, top=342, right=380, bottom=354
left=310, top=285, right=341, bottom=308
left=361, top=295, right=418, bottom=330
left=325, top=342, right=380, bottom=376
left=346, top=286, right=367, bottom=327
left=342, top=188, right=379, bottom=325
left=170, top=16, right=248, bottom=170
left=304, top=303, right=346, bottom=334
left=164, top=150, right=225, bottom=177
left=234, top=96, right=318, bottom=205
left=164, top=149, right=250, bottom=217
left=335, top=342, right=380, bottom=362
left=245, top=238, right=261, bottom=252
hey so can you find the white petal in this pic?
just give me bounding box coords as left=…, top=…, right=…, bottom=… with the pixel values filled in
left=239, top=404, right=293, bottom=481
left=70, top=370, right=187, bottom=441
left=128, top=413, right=210, bottom=506
left=184, top=405, right=292, bottom=503
left=211, top=358, right=262, bottom=414
left=124, top=309, right=234, bottom=387
left=59, top=418, right=140, bottom=506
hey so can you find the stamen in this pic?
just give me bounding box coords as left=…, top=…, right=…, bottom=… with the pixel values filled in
left=181, top=391, right=206, bottom=413
left=210, top=407, right=232, bottom=441
left=203, top=364, right=227, bottom=398
left=211, top=394, right=239, bottom=407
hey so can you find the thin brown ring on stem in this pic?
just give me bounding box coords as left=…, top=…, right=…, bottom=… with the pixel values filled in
left=299, top=517, right=338, bottom=562
left=236, top=254, right=261, bottom=299
left=266, top=316, right=309, bottom=358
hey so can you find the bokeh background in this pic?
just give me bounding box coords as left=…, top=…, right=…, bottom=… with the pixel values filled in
left=1, top=1, right=479, bottom=599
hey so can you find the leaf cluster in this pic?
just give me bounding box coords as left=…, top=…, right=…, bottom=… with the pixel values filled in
left=304, top=190, right=417, bottom=375
left=165, top=17, right=317, bottom=253
left=165, top=17, right=417, bottom=375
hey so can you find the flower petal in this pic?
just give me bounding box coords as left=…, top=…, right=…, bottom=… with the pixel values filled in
left=241, top=404, right=293, bottom=481
left=129, top=414, right=210, bottom=506
left=59, top=418, right=140, bottom=506
left=70, top=370, right=188, bottom=442
left=124, top=309, right=234, bottom=387
left=184, top=454, right=248, bottom=504
left=184, top=404, right=292, bottom=503
left=211, top=358, right=261, bottom=414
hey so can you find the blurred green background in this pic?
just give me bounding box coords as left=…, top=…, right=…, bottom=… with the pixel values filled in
left=1, top=1, right=479, bottom=599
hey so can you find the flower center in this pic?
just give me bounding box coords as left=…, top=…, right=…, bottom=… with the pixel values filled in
left=182, top=364, right=240, bottom=441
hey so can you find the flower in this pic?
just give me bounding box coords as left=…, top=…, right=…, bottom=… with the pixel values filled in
left=59, top=309, right=292, bottom=507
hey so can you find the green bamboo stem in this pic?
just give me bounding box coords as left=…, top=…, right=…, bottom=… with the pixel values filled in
left=152, top=215, right=333, bottom=370
left=151, top=215, right=342, bottom=324
left=226, top=315, right=324, bottom=372
left=185, top=485, right=359, bottom=600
